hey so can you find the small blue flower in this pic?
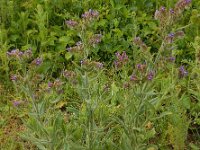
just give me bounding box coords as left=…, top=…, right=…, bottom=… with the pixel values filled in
left=35, top=58, right=42, bottom=65
left=168, top=56, right=176, bottom=62
left=10, top=75, right=17, bottom=81
left=169, top=33, right=175, bottom=38
left=170, top=8, right=175, bottom=14
left=130, top=74, right=137, bottom=81
left=147, top=71, right=154, bottom=81
left=160, top=6, right=165, bottom=12
left=179, top=66, right=188, bottom=78
left=12, top=100, right=22, bottom=107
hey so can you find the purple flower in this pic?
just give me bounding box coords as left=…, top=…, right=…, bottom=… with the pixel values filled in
left=66, top=41, right=83, bottom=53
left=166, top=33, right=175, bottom=43
left=185, top=0, right=191, bottom=4
left=12, top=100, right=22, bottom=107
left=76, top=41, right=82, bottom=46
left=121, top=51, right=128, bottom=61
left=114, top=51, right=129, bottom=70
left=90, top=34, right=102, bottom=45
left=176, top=0, right=192, bottom=10
left=170, top=8, right=175, bottom=14
left=66, top=47, right=72, bottom=52
left=89, top=9, right=99, bottom=17
left=65, top=20, right=78, bottom=27
left=136, top=64, right=142, bottom=69
left=7, top=49, right=18, bottom=56
left=147, top=71, right=154, bottom=81
left=95, top=62, right=103, bottom=69
left=18, top=51, right=24, bottom=56
left=130, top=74, right=137, bottom=81
left=48, top=82, right=53, bottom=88
left=36, top=58, right=42, bottom=65
left=24, top=48, right=33, bottom=58
left=33, top=58, right=42, bottom=66
left=168, top=56, right=176, bottom=62
left=10, top=75, right=17, bottom=81
left=179, top=66, right=188, bottom=78
left=115, top=52, right=120, bottom=58
left=63, top=70, right=76, bottom=78
left=82, top=9, right=99, bottom=20
left=114, top=61, right=120, bottom=69
left=7, top=49, right=24, bottom=58
left=136, top=63, right=146, bottom=71
left=169, top=33, right=175, bottom=38
left=160, top=6, right=166, bottom=12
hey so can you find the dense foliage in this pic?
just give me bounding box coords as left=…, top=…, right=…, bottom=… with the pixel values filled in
left=0, top=0, right=200, bottom=149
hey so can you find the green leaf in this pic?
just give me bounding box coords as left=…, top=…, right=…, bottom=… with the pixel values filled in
left=152, top=112, right=173, bottom=120
left=59, top=36, right=73, bottom=44
left=182, top=96, right=191, bottom=109
left=145, top=128, right=156, bottom=140
left=36, top=61, right=52, bottom=74
left=111, top=82, right=119, bottom=96
left=189, top=143, right=200, bottom=150
left=65, top=52, right=72, bottom=60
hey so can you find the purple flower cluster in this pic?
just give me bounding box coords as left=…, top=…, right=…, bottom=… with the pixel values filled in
left=65, top=20, right=78, bottom=27
left=168, top=56, right=176, bottom=62
left=89, top=34, right=102, bottom=45
left=63, top=70, right=76, bottom=79
left=170, top=8, right=175, bottom=14
left=154, top=6, right=167, bottom=20
left=165, top=31, right=185, bottom=43
left=179, top=65, right=188, bottom=78
left=67, top=41, right=83, bottom=52
left=114, top=51, right=129, bottom=69
left=48, top=82, right=53, bottom=88
left=46, top=79, right=64, bottom=93
left=7, top=48, right=32, bottom=59
left=129, top=61, right=156, bottom=82
left=62, top=70, right=78, bottom=85
left=155, top=0, right=191, bottom=24
left=93, top=62, right=104, bottom=69
left=32, top=58, right=42, bottom=66
left=82, top=9, right=99, bottom=20
left=12, top=100, right=23, bottom=107
left=147, top=71, right=154, bottom=81
left=166, top=33, right=175, bottom=43
left=160, top=6, right=166, bottom=12
left=7, top=49, right=23, bottom=57
left=10, top=74, right=18, bottom=81
left=65, top=9, right=99, bottom=28
left=175, top=0, right=192, bottom=10
left=136, top=63, right=146, bottom=72
left=130, top=74, right=137, bottom=81
left=80, top=59, right=103, bottom=70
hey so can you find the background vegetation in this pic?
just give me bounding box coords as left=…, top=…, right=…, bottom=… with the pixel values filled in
left=0, top=0, right=200, bottom=149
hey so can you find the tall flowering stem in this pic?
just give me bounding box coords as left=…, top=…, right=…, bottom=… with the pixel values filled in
left=114, top=51, right=129, bottom=70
